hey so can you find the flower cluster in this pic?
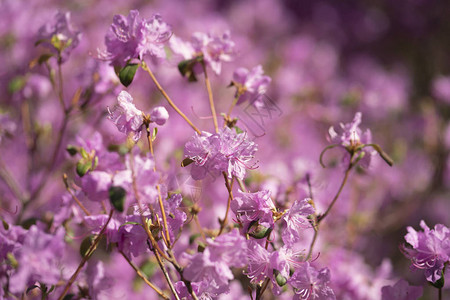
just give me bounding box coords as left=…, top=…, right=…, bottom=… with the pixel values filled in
left=100, top=10, right=171, bottom=66
left=184, top=127, right=258, bottom=180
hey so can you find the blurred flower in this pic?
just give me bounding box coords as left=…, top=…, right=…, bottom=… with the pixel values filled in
left=432, top=76, right=450, bottom=104
left=36, top=11, right=81, bottom=62
left=381, top=279, right=423, bottom=300
left=232, top=65, right=271, bottom=108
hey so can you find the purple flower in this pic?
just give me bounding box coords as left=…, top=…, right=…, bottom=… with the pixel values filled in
left=182, top=230, right=247, bottom=296
left=156, top=194, right=187, bottom=243
left=183, top=248, right=234, bottom=296
left=207, top=229, right=248, bottom=267
left=37, top=11, right=81, bottom=62
left=328, top=112, right=375, bottom=168
left=231, top=189, right=276, bottom=234
left=150, top=106, right=169, bottom=126
left=402, top=220, right=450, bottom=283
left=381, top=279, right=423, bottom=300
left=100, top=10, right=171, bottom=66
left=108, top=91, right=144, bottom=141
left=84, top=214, right=122, bottom=244
left=171, top=31, right=235, bottom=75
left=245, top=240, right=271, bottom=284
left=282, top=198, right=315, bottom=247
left=432, top=76, right=450, bottom=104
left=289, top=262, right=336, bottom=300
left=6, top=226, right=66, bottom=293
left=81, top=170, right=112, bottom=202
left=232, top=65, right=271, bottom=107
left=184, top=127, right=258, bottom=180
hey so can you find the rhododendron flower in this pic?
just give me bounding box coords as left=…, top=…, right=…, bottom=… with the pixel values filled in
left=184, top=127, right=257, bottom=180
left=402, top=220, right=450, bottom=283
left=37, top=11, right=81, bottom=62
left=328, top=112, right=375, bottom=167
left=171, top=31, right=235, bottom=75
left=100, top=10, right=171, bottom=66
left=282, top=198, right=315, bottom=246
left=232, top=65, right=271, bottom=107
left=231, top=189, right=275, bottom=233
left=381, top=279, right=423, bottom=300
left=289, top=262, right=336, bottom=300
left=108, top=91, right=144, bottom=141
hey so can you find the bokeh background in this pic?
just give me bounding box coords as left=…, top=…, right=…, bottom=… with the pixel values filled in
left=1, top=0, right=449, bottom=298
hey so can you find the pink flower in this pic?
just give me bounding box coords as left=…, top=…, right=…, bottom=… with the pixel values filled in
left=108, top=91, right=144, bottom=141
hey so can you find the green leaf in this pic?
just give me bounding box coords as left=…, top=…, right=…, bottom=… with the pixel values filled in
left=66, top=145, right=78, bottom=156
left=79, top=236, right=93, bottom=258
left=109, top=186, right=126, bottom=212
left=76, top=159, right=92, bottom=177
left=430, top=270, right=445, bottom=289
left=151, top=127, right=158, bottom=142
left=8, top=76, right=26, bottom=93
left=80, top=147, right=88, bottom=159
left=118, top=63, right=139, bottom=87
left=38, top=53, right=54, bottom=65
left=6, top=252, right=18, bottom=269
left=181, top=157, right=194, bottom=167
left=177, top=59, right=198, bottom=82
left=140, top=260, right=157, bottom=278
left=189, top=233, right=201, bottom=245
left=235, top=126, right=244, bottom=134
left=62, top=294, right=75, bottom=300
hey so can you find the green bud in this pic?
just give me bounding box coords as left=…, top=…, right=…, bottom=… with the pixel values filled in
left=274, top=270, right=287, bottom=287
left=248, top=221, right=272, bottom=239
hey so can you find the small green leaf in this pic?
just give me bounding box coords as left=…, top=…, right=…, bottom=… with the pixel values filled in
left=151, top=127, right=158, bottom=142
left=80, top=147, right=88, bottom=159
left=274, top=270, right=287, bottom=287
left=66, top=145, right=78, bottom=156
left=118, top=63, right=139, bottom=87
left=181, top=157, right=194, bottom=167
left=430, top=270, right=445, bottom=289
left=6, top=252, right=18, bottom=269
left=235, top=126, right=244, bottom=134
left=62, top=294, right=75, bottom=300
left=8, top=76, right=26, bottom=93
left=76, top=159, right=92, bottom=177
left=109, top=186, right=126, bottom=212
left=177, top=59, right=198, bottom=82
left=140, top=260, right=157, bottom=278
left=38, top=53, right=54, bottom=65
left=189, top=233, right=201, bottom=245
left=79, top=236, right=93, bottom=258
